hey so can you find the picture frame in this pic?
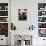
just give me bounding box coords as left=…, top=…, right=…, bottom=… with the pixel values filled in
left=18, top=9, right=27, bottom=20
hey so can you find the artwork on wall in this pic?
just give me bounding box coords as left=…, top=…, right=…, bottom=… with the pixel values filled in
left=0, top=11, right=8, bottom=16
left=0, top=17, right=8, bottom=22
left=11, top=23, right=16, bottom=30
left=38, top=23, right=46, bottom=28
left=0, top=23, right=8, bottom=37
left=38, top=17, right=46, bottom=22
left=0, top=3, right=8, bottom=10
left=38, top=11, right=46, bottom=16
left=38, top=29, right=46, bottom=37
left=38, top=3, right=46, bottom=10
left=38, top=3, right=46, bottom=37
left=18, top=9, right=27, bottom=20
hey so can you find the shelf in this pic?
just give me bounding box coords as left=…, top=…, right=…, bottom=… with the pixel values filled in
left=0, top=10, right=8, bottom=11
left=38, top=22, right=46, bottom=23
left=38, top=16, right=46, bottom=17
left=38, top=28, right=46, bottom=29
left=0, top=22, right=8, bottom=23
left=38, top=3, right=46, bottom=37
left=0, top=16, right=8, bottom=17
left=0, top=3, right=8, bottom=37
left=38, top=10, right=46, bottom=11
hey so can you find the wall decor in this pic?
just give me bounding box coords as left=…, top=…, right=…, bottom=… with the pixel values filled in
left=0, top=17, right=8, bottom=22
left=38, top=3, right=46, bottom=10
left=38, top=17, right=46, bottom=22
left=0, top=23, right=8, bottom=37
left=38, top=3, right=46, bottom=37
left=38, top=29, right=46, bottom=37
left=0, top=3, right=8, bottom=37
left=29, top=25, right=35, bottom=30
left=0, top=11, right=8, bottom=16
left=38, top=11, right=46, bottom=16
left=11, top=23, right=16, bottom=30
left=18, top=9, right=27, bottom=20
left=0, top=3, right=8, bottom=10
left=38, top=23, right=46, bottom=28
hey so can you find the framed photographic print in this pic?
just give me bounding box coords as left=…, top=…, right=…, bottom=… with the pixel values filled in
left=0, top=11, right=8, bottom=16
left=18, top=9, right=27, bottom=20
left=11, top=23, right=16, bottom=30
left=0, top=17, right=8, bottom=22
left=38, top=3, right=46, bottom=10
left=38, top=17, right=46, bottom=22
left=0, top=23, right=8, bottom=37
left=38, top=23, right=46, bottom=28
left=38, top=29, right=46, bottom=37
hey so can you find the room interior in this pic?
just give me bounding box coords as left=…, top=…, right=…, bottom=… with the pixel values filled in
left=0, top=0, right=46, bottom=46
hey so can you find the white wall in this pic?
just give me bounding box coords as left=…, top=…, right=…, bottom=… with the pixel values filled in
left=11, top=0, right=38, bottom=30
left=11, top=0, right=46, bottom=30
left=11, top=0, right=46, bottom=46
left=0, top=0, right=8, bottom=3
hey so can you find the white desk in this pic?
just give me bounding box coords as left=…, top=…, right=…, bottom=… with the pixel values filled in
left=0, top=35, right=8, bottom=45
